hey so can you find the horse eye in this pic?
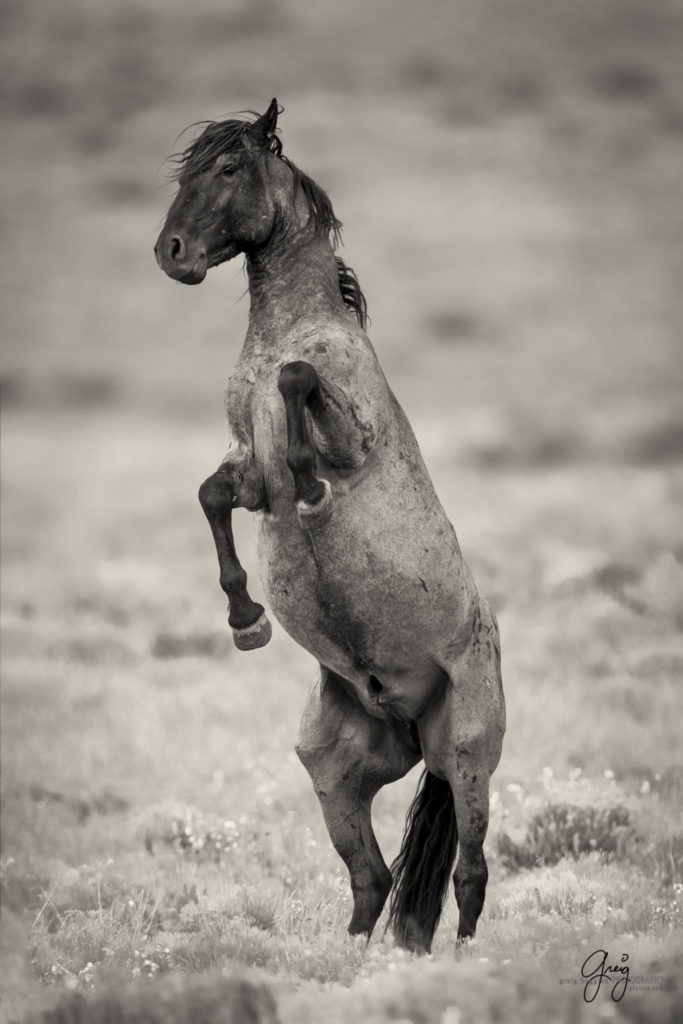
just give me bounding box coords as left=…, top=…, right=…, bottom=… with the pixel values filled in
left=220, top=165, right=238, bottom=177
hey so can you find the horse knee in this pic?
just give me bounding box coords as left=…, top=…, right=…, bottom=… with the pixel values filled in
left=198, top=475, right=231, bottom=515
left=277, top=360, right=318, bottom=398
left=219, top=565, right=248, bottom=598
left=455, top=728, right=504, bottom=782
left=348, top=866, right=392, bottom=936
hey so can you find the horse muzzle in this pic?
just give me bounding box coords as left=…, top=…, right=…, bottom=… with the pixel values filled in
left=154, top=232, right=208, bottom=285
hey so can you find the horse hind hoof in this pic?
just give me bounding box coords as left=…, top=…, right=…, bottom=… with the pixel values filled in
left=231, top=612, right=272, bottom=651
left=296, top=479, right=333, bottom=532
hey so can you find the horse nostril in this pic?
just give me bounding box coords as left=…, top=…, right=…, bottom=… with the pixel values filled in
left=170, top=236, right=185, bottom=262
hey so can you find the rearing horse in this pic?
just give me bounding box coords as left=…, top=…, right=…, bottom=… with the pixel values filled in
left=155, top=99, right=505, bottom=953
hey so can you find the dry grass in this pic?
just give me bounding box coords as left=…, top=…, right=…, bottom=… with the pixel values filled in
left=2, top=0, right=683, bottom=1020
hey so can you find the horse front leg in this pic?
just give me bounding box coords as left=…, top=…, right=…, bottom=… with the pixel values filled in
left=198, top=464, right=272, bottom=650
left=277, top=361, right=334, bottom=531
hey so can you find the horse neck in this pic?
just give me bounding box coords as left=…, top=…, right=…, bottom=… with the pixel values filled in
left=244, top=229, right=344, bottom=349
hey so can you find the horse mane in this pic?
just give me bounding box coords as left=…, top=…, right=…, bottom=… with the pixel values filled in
left=168, top=112, right=368, bottom=330
left=335, top=258, right=368, bottom=331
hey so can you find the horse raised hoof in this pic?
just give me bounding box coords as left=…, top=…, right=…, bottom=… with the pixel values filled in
left=231, top=612, right=272, bottom=651
left=296, top=479, right=334, bottom=532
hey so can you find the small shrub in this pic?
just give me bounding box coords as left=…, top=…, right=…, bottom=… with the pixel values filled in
left=635, top=834, right=683, bottom=888
left=23, top=971, right=279, bottom=1024
left=241, top=889, right=278, bottom=933
left=623, top=552, right=683, bottom=626
left=0, top=857, right=51, bottom=917
left=28, top=785, right=128, bottom=824
left=140, top=805, right=242, bottom=864
left=497, top=802, right=636, bottom=871
left=151, top=632, right=231, bottom=659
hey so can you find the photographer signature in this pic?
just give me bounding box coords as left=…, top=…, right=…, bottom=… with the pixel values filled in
left=581, top=949, right=630, bottom=1002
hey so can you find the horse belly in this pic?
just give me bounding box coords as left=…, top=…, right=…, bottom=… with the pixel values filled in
left=255, top=493, right=474, bottom=696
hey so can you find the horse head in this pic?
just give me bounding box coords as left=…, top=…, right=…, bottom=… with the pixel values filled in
left=154, top=98, right=285, bottom=284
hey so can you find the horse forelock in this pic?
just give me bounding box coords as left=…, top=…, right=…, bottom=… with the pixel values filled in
left=167, top=113, right=339, bottom=243
left=168, top=114, right=262, bottom=181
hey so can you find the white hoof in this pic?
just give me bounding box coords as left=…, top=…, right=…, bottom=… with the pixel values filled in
left=296, top=478, right=334, bottom=532
left=232, top=612, right=272, bottom=651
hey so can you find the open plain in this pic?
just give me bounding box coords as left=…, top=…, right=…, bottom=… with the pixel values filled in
left=2, top=1, right=682, bottom=1020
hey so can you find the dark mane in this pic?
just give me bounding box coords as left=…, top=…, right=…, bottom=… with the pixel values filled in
left=168, top=111, right=368, bottom=329
left=335, top=258, right=368, bottom=331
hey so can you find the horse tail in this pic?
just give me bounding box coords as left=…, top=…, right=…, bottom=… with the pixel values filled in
left=387, top=769, right=458, bottom=952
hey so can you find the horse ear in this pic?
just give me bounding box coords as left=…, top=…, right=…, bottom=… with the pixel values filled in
left=251, top=98, right=279, bottom=146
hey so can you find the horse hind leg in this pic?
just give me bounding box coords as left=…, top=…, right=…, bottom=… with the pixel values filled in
left=296, top=667, right=420, bottom=938
left=418, top=601, right=505, bottom=943
left=277, top=361, right=334, bottom=531
left=198, top=464, right=272, bottom=650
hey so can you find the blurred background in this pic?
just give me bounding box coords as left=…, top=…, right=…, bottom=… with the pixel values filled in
left=2, top=0, right=683, bottom=1018
left=2, top=0, right=683, bottom=447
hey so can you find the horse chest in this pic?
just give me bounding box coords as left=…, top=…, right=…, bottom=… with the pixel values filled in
left=224, top=364, right=288, bottom=482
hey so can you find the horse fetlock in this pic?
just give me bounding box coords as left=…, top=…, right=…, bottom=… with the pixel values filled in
left=296, top=478, right=333, bottom=531
left=348, top=906, right=379, bottom=938
left=278, top=359, right=318, bottom=396
left=348, top=870, right=392, bottom=936
left=220, top=566, right=248, bottom=597
left=453, top=853, right=488, bottom=939
left=231, top=610, right=272, bottom=651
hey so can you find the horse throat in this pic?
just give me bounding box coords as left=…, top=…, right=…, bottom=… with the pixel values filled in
left=245, top=232, right=344, bottom=339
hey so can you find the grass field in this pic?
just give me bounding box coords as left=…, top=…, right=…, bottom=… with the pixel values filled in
left=2, top=1, right=683, bottom=1021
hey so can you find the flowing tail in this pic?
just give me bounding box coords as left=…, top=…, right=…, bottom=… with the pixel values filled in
left=387, top=769, right=458, bottom=953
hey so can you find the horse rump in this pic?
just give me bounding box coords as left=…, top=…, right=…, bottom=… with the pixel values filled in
left=387, top=769, right=458, bottom=953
